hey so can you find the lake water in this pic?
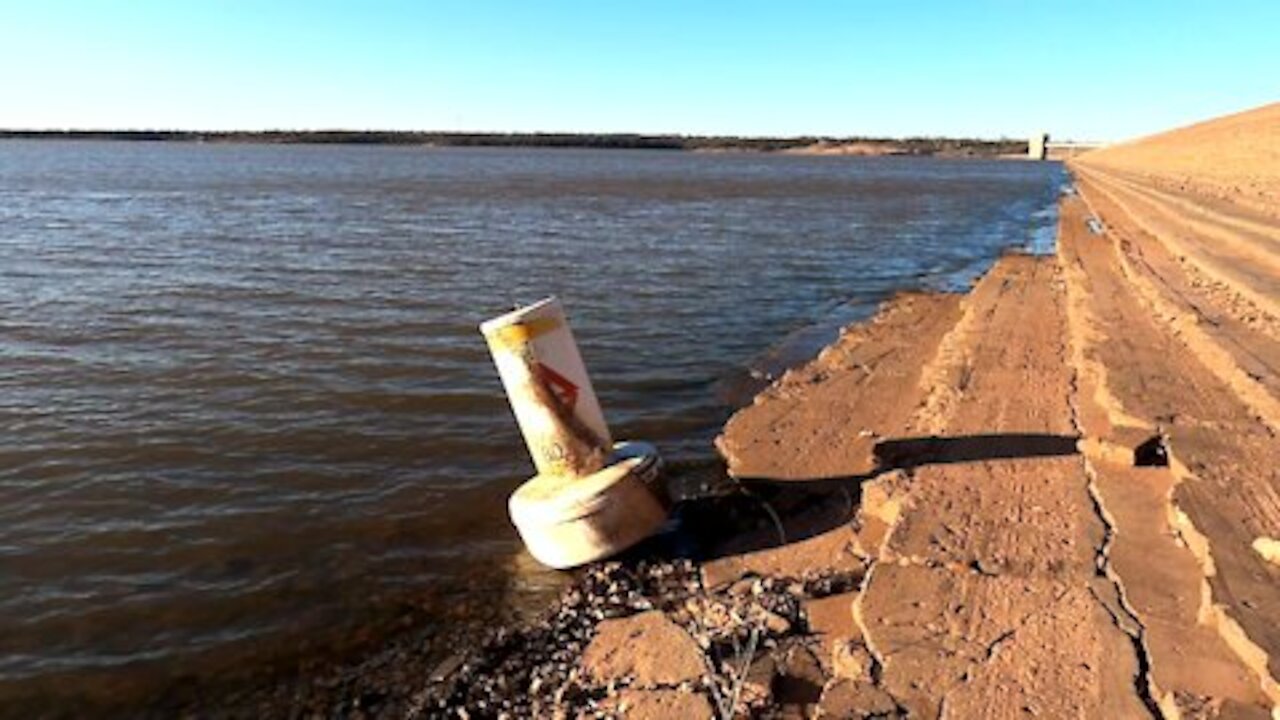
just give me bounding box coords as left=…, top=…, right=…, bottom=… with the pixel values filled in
left=0, top=141, right=1063, bottom=710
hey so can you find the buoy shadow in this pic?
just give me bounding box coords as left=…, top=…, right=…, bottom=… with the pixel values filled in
left=874, top=432, right=1079, bottom=469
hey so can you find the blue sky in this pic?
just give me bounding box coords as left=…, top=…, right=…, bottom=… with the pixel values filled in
left=1, top=1, right=1276, bottom=141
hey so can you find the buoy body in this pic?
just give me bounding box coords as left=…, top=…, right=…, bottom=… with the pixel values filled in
left=480, top=297, right=668, bottom=569
left=480, top=297, right=611, bottom=479
left=509, top=441, right=667, bottom=569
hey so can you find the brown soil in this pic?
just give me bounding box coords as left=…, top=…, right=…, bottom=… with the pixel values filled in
left=1076, top=102, right=1280, bottom=221
left=1060, top=186, right=1279, bottom=717
left=716, top=292, right=963, bottom=481
left=854, top=254, right=1154, bottom=719
left=702, top=103, right=1280, bottom=717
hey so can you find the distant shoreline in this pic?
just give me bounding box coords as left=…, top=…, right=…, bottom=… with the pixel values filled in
left=0, top=130, right=1027, bottom=157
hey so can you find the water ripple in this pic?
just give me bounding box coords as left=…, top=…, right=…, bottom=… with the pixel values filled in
left=0, top=141, right=1063, bottom=698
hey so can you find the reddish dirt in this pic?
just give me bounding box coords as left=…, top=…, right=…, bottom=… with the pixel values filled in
left=700, top=104, right=1280, bottom=718
left=701, top=524, right=867, bottom=591
left=716, top=292, right=963, bottom=481
left=854, top=255, right=1152, bottom=719
left=712, top=252, right=1159, bottom=717
left=582, top=611, right=707, bottom=688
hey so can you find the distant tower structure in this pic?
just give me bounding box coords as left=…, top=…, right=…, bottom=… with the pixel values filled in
left=1029, top=132, right=1049, bottom=160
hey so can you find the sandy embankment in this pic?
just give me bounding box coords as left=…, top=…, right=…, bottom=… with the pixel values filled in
left=713, top=103, right=1280, bottom=716
left=313, top=104, right=1280, bottom=718
left=721, top=250, right=1160, bottom=718
left=1074, top=102, right=1280, bottom=221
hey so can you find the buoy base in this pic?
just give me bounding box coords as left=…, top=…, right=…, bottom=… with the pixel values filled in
left=508, top=441, right=667, bottom=569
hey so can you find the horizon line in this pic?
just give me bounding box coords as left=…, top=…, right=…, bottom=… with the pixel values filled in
left=0, top=128, right=1060, bottom=143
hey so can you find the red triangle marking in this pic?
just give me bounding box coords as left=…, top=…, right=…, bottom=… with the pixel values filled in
left=536, top=363, right=579, bottom=411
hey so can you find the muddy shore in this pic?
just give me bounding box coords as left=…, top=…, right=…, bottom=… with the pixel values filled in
left=188, top=103, right=1280, bottom=718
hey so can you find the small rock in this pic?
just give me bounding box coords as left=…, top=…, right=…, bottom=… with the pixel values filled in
left=430, top=653, right=466, bottom=682
left=702, top=526, right=865, bottom=589
left=686, top=596, right=735, bottom=634
left=831, top=641, right=874, bottom=682
left=818, top=678, right=898, bottom=718
left=581, top=611, right=705, bottom=688
left=804, top=592, right=860, bottom=639
left=763, top=610, right=792, bottom=635
left=596, top=689, right=714, bottom=720
left=740, top=654, right=777, bottom=709
left=803, top=591, right=861, bottom=672
left=1253, top=536, right=1280, bottom=566
left=774, top=642, right=827, bottom=708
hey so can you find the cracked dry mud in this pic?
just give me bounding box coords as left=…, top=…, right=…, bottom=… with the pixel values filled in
left=705, top=105, right=1280, bottom=718
left=854, top=255, right=1153, bottom=719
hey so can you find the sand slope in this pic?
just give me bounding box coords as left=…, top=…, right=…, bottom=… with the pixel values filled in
left=708, top=103, right=1280, bottom=717
left=1078, top=102, right=1280, bottom=220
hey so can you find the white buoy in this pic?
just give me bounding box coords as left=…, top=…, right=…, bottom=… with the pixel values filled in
left=480, top=297, right=667, bottom=569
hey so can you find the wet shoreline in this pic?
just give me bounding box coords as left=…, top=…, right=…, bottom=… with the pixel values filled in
left=213, top=459, right=878, bottom=718
left=0, top=146, right=1065, bottom=717
left=184, top=281, right=974, bottom=717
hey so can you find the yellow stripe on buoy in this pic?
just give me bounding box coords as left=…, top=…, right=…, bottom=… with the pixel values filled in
left=490, top=317, right=560, bottom=350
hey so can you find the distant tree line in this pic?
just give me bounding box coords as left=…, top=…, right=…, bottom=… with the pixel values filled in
left=0, top=130, right=1026, bottom=156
